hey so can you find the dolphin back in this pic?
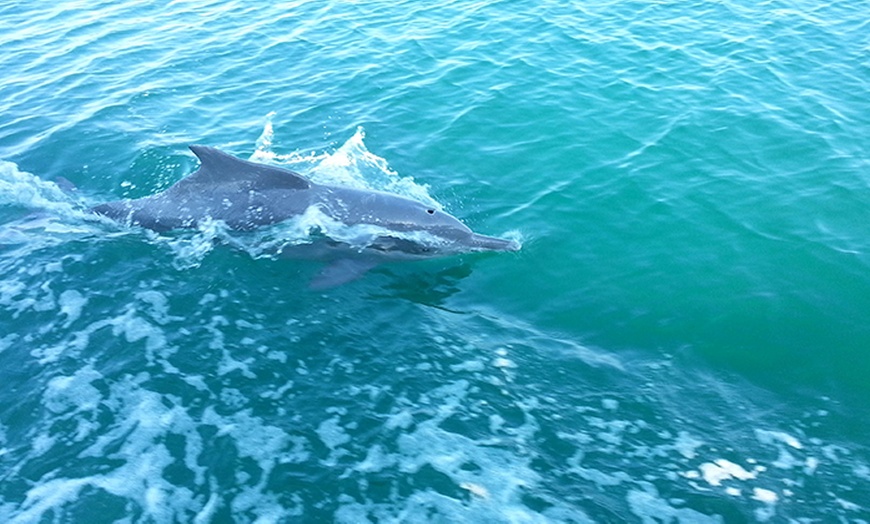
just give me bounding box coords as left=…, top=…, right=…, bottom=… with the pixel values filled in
left=185, top=145, right=311, bottom=190
left=91, top=146, right=316, bottom=231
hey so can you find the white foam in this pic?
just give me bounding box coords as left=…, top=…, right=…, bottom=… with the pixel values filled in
left=0, top=160, right=77, bottom=214
left=43, top=365, right=102, bottom=415
left=317, top=415, right=352, bottom=450
left=332, top=374, right=592, bottom=522
left=217, top=347, right=256, bottom=379
left=164, top=217, right=227, bottom=269
left=450, top=359, right=485, bottom=372
left=0, top=276, right=57, bottom=318
left=755, top=429, right=803, bottom=450
left=354, top=444, right=395, bottom=474
left=673, top=431, right=704, bottom=459
left=772, top=448, right=801, bottom=469
left=135, top=290, right=177, bottom=325
left=32, top=312, right=105, bottom=364
left=399, top=380, right=585, bottom=521
left=260, top=380, right=294, bottom=400
left=30, top=433, right=55, bottom=456
left=0, top=280, right=27, bottom=316
left=203, top=406, right=309, bottom=472
left=30, top=306, right=165, bottom=365
left=803, top=456, right=819, bottom=475
left=0, top=334, right=17, bottom=354
left=57, top=289, right=87, bottom=327
left=754, top=504, right=776, bottom=522
left=834, top=496, right=861, bottom=511
left=385, top=408, right=414, bottom=431
left=698, top=459, right=757, bottom=486
left=193, top=491, right=220, bottom=524
left=393, top=418, right=576, bottom=522
left=10, top=377, right=311, bottom=523
left=0, top=161, right=104, bottom=264
left=752, top=488, right=778, bottom=503
left=219, top=388, right=248, bottom=410
left=231, top=491, right=303, bottom=522
left=853, top=462, right=870, bottom=480
left=491, top=357, right=516, bottom=369
left=627, top=482, right=722, bottom=523
left=9, top=478, right=92, bottom=524
left=488, top=414, right=505, bottom=433
left=567, top=453, right=632, bottom=486
left=10, top=376, right=207, bottom=524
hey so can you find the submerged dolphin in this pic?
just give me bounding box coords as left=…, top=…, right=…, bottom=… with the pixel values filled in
left=92, top=146, right=519, bottom=287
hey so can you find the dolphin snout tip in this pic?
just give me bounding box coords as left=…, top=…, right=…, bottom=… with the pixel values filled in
left=468, top=233, right=521, bottom=252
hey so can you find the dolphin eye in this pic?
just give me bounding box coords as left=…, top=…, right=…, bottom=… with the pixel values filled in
left=426, top=209, right=435, bottom=215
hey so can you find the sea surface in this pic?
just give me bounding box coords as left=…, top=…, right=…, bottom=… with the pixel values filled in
left=1, top=1, right=869, bottom=522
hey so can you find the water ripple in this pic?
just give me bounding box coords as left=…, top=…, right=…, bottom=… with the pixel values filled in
left=3, top=0, right=870, bottom=520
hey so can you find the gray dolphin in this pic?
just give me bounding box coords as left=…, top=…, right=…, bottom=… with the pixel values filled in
left=92, top=146, right=519, bottom=287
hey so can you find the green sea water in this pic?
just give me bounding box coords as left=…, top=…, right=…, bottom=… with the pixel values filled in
left=1, top=0, right=869, bottom=522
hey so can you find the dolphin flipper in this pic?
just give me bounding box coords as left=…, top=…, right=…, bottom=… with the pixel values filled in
left=310, top=259, right=379, bottom=290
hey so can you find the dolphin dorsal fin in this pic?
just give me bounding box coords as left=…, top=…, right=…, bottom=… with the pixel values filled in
left=188, top=145, right=311, bottom=190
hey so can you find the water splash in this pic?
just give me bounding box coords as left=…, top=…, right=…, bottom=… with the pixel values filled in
left=252, top=119, right=441, bottom=209
left=162, top=218, right=231, bottom=270
left=0, top=161, right=105, bottom=257
left=159, top=205, right=452, bottom=270
left=254, top=111, right=277, bottom=153
left=0, top=160, right=80, bottom=216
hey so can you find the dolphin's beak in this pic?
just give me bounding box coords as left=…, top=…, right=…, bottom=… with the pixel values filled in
left=467, top=233, right=521, bottom=252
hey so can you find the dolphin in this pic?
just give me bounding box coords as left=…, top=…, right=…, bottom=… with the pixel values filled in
left=92, top=146, right=519, bottom=287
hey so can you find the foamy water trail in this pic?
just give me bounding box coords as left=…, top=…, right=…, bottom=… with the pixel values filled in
left=3, top=0, right=869, bottom=520
left=0, top=276, right=865, bottom=523
left=0, top=160, right=114, bottom=261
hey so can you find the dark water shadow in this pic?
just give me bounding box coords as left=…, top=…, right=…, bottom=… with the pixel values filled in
left=366, top=261, right=474, bottom=309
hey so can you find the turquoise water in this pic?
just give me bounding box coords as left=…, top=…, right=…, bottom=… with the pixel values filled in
left=1, top=0, right=869, bottom=521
